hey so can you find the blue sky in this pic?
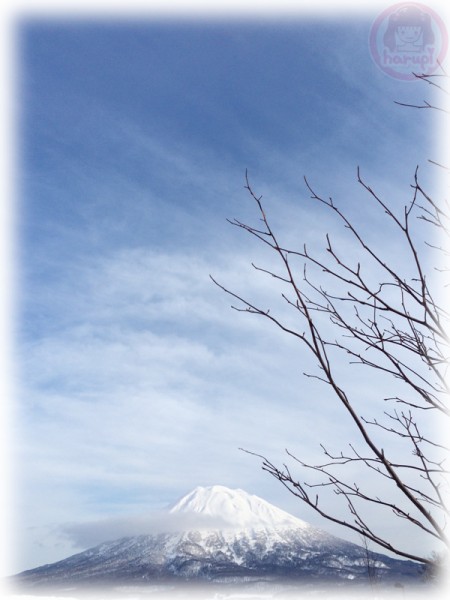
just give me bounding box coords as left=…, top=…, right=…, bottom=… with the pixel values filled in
left=11, top=2, right=447, bottom=574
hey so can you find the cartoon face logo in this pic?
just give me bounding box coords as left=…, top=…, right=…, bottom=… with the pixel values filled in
left=397, top=25, right=422, bottom=45
left=370, top=3, right=447, bottom=80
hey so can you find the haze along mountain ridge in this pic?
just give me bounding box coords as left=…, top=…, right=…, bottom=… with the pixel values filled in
left=14, top=485, right=424, bottom=593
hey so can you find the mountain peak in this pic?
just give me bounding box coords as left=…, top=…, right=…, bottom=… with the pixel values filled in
left=169, top=484, right=308, bottom=530
left=15, top=484, right=424, bottom=590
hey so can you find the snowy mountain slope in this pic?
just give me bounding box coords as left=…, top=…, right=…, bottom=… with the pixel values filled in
left=14, top=485, right=423, bottom=590
left=169, top=485, right=309, bottom=530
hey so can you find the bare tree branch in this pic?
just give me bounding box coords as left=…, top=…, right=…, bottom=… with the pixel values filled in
left=214, top=74, right=449, bottom=566
left=213, top=163, right=449, bottom=564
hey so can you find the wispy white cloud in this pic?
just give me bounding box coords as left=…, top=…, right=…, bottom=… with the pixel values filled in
left=17, top=227, right=435, bottom=560
left=17, top=239, right=355, bottom=563
left=60, top=511, right=234, bottom=549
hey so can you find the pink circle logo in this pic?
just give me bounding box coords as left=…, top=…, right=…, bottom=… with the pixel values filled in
left=369, top=2, right=448, bottom=80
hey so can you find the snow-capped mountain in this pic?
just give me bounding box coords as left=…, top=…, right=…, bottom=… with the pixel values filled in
left=169, top=484, right=309, bottom=530
left=14, top=485, right=423, bottom=591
